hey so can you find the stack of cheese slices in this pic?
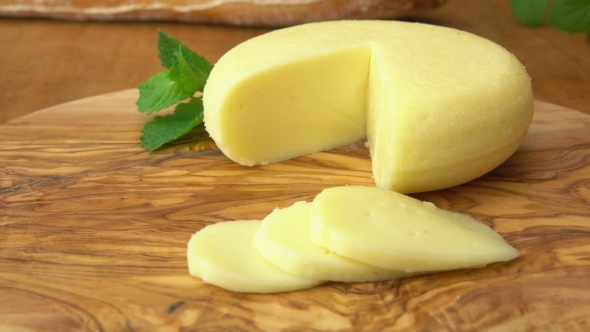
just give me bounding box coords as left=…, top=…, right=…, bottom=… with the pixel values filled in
left=187, top=186, right=519, bottom=293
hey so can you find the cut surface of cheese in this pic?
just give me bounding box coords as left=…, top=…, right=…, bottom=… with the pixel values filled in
left=187, top=220, right=324, bottom=293
left=203, top=20, right=534, bottom=192
left=205, top=43, right=370, bottom=166
left=310, top=186, right=519, bottom=272
left=254, top=201, right=414, bottom=282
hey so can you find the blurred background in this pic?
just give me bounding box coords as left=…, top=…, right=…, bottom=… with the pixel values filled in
left=1, top=0, right=588, bottom=124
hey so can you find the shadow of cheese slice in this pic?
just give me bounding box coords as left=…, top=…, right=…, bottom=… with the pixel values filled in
left=187, top=220, right=324, bottom=293
left=203, top=20, right=534, bottom=193
left=310, top=186, right=519, bottom=272
left=254, top=201, right=415, bottom=282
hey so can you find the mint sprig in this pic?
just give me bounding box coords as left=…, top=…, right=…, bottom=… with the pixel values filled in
left=137, top=70, right=193, bottom=115
left=510, top=0, right=590, bottom=34
left=136, top=29, right=214, bottom=151
left=140, top=97, right=205, bottom=151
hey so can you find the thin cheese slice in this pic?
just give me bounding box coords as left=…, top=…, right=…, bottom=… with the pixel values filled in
left=254, top=201, right=414, bottom=282
left=187, top=220, right=324, bottom=293
left=310, top=186, right=519, bottom=272
left=203, top=20, right=534, bottom=193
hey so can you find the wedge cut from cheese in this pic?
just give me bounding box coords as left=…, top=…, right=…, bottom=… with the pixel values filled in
left=310, top=186, right=519, bottom=272
left=254, top=201, right=414, bottom=282
left=203, top=20, right=534, bottom=193
left=187, top=220, right=324, bottom=293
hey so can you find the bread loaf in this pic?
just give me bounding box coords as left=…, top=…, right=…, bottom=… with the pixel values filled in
left=0, top=0, right=448, bottom=27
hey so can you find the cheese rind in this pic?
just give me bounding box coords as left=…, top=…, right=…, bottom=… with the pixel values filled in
left=254, top=201, right=414, bottom=282
left=203, top=20, right=534, bottom=192
left=187, top=220, right=324, bottom=293
left=366, top=32, right=534, bottom=192
left=310, top=186, right=520, bottom=272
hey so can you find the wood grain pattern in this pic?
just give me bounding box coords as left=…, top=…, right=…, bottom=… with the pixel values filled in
left=1, top=91, right=590, bottom=331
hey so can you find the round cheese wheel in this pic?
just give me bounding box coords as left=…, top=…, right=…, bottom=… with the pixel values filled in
left=203, top=20, right=534, bottom=193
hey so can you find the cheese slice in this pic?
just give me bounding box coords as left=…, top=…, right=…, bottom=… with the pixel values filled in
left=187, top=220, right=324, bottom=293
left=254, top=201, right=414, bottom=282
left=203, top=20, right=534, bottom=193
left=310, top=186, right=519, bottom=272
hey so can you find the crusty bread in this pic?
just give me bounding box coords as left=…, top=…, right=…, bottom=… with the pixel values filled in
left=0, top=0, right=448, bottom=27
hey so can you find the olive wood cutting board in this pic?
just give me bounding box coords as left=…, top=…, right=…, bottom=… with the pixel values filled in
left=1, top=89, right=589, bottom=331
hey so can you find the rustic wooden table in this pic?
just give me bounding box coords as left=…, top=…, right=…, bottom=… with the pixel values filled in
left=1, top=0, right=589, bottom=124
left=1, top=0, right=590, bottom=331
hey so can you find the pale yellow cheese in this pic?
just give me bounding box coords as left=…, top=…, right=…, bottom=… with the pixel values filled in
left=310, top=186, right=519, bottom=272
left=254, top=201, right=414, bottom=282
left=187, top=220, right=324, bottom=293
left=204, top=43, right=370, bottom=166
left=203, top=20, right=534, bottom=193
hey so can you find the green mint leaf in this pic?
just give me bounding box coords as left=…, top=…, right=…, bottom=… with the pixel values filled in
left=136, top=70, right=195, bottom=114
left=137, top=30, right=213, bottom=151
left=168, top=49, right=202, bottom=95
left=140, top=97, right=205, bottom=151
left=548, top=0, right=590, bottom=33
left=175, top=46, right=213, bottom=93
left=158, top=29, right=182, bottom=69
left=158, top=29, right=214, bottom=91
left=510, top=0, right=549, bottom=26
